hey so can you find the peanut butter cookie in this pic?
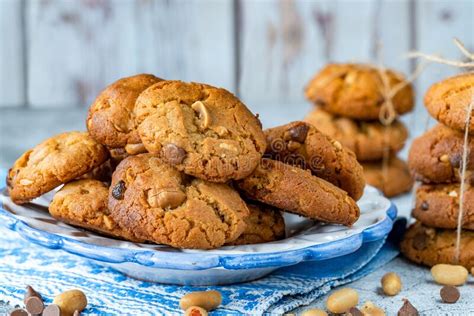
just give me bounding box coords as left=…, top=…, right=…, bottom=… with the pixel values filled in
left=408, top=124, right=474, bottom=184
left=49, top=179, right=140, bottom=241
left=134, top=81, right=266, bottom=182
left=264, top=121, right=365, bottom=200
left=305, top=63, right=414, bottom=120
left=87, top=74, right=162, bottom=150
left=412, top=184, right=474, bottom=230
left=425, top=73, right=474, bottom=134
left=304, top=108, right=408, bottom=161
left=362, top=157, right=413, bottom=197
left=7, top=132, right=108, bottom=204
left=108, top=154, right=249, bottom=249
left=226, top=203, right=285, bottom=246
left=401, top=221, right=474, bottom=270
left=236, top=159, right=360, bottom=226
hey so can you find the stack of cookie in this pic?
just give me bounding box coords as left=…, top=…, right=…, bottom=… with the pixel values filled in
left=7, top=75, right=365, bottom=250
left=401, top=73, right=474, bottom=270
left=303, top=63, right=415, bottom=197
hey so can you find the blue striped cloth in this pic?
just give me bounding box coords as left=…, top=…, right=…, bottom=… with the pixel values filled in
left=0, top=170, right=400, bottom=315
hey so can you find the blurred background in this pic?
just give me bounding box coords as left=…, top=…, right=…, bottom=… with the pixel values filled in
left=0, top=0, right=473, bottom=167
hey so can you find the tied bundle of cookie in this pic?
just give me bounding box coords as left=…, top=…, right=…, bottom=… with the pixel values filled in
left=6, top=75, right=365, bottom=249
left=401, top=73, right=474, bottom=270
left=304, top=63, right=415, bottom=197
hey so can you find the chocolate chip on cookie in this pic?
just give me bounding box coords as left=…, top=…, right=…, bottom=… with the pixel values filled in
left=412, top=184, right=474, bottom=230
left=264, top=121, right=365, bottom=200
left=237, top=159, right=360, bottom=226
left=304, top=108, right=408, bottom=161
left=400, top=222, right=474, bottom=270
left=87, top=74, right=162, bottom=149
left=408, top=124, right=474, bottom=184
left=362, top=157, right=413, bottom=197
left=424, top=73, right=474, bottom=134
left=8, top=132, right=108, bottom=204
left=49, top=179, right=140, bottom=241
left=108, top=154, right=249, bottom=249
left=134, top=81, right=267, bottom=182
left=305, top=63, right=414, bottom=120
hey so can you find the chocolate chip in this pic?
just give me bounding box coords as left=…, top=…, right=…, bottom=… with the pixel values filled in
left=421, top=201, right=429, bottom=211
left=24, top=285, right=44, bottom=314
left=42, top=304, right=61, bottom=316
left=412, top=232, right=428, bottom=250
left=286, top=123, right=309, bottom=143
left=162, top=144, right=187, bottom=165
left=398, top=299, right=419, bottom=316
left=8, top=308, right=28, bottom=316
left=450, top=153, right=462, bottom=168
left=347, top=307, right=363, bottom=316
left=112, top=180, right=126, bottom=200
left=440, top=285, right=460, bottom=303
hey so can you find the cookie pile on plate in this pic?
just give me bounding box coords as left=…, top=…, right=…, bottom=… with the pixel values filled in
left=304, top=63, right=415, bottom=197
left=401, top=73, right=474, bottom=269
left=6, top=75, right=366, bottom=249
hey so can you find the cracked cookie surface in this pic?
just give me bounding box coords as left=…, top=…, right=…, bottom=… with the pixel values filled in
left=362, top=157, right=413, bottom=198
left=264, top=121, right=365, bottom=200
left=424, top=73, right=474, bottom=134
left=108, top=154, right=249, bottom=249
left=134, top=80, right=266, bottom=182
left=408, top=124, right=474, bottom=184
left=236, top=159, right=360, bottom=226
left=87, top=74, right=162, bottom=150
left=304, top=108, right=408, bottom=161
left=226, top=202, right=285, bottom=246
left=401, top=221, right=474, bottom=270
left=305, top=63, right=414, bottom=120
left=49, top=179, right=141, bottom=241
left=7, top=132, right=108, bottom=204
left=412, top=184, right=474, bottom=230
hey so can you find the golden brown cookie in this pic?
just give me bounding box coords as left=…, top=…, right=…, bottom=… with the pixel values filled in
left=49, top=179, right=140, bottom=241
left=412, top=184, right=474, bottom=230
left=134, top=81, right=266, bottom=182
left=362, top=157, right=413, bottom=197
left=7, top=132, right=108, bottom=204
left=226, top=203, right=285, bottom=246
left=108, top=154, right=249, bottom=249
left=264, top=121, right=365, bottom=200
left=304, top=108, right=408, bottom=161
left=424, top=73, right=474, bottom=134
left=408, top=124, right=474, bottom=184
left=236, top=159, right=360, bottom=226
left=87, top=74, right=162, bottom=149
left=305, top=63, right=414, bottom=120
left=400, top=221, right=474, bottom=270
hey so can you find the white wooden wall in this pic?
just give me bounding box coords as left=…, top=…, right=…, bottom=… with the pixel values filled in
left=0, top=0, right=473, bottom=121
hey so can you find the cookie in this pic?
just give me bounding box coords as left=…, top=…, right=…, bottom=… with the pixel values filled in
left=408, top=124, right=474, bottom=184
left=134, top=80, right=266, bottom=182
left=226, top=203, right=285, bottom=246
left=7, top=132, right=108, bottom=204
left=362, top=157, right=413, bottom=197
left=236, top=159, right=360, bottom=226
left=87, top=74, right=162, bottom=149
left=304, top=108, right=408, bottom=161
left=49, top=179, right=140, bottom=241
left=424, top=73, right=474, bottom=134
left=305, top=63, right=414, bottom=120
left=108, top=154, right=249, bottom=249
left=412, top=184, right=474, bottom=230
left=400, top=221, right=474, bottom=270
left=264, top=121, right=365, bottom=200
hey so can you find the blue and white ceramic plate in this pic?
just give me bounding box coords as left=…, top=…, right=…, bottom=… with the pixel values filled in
left=0, top=185, right=396, bottom=285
